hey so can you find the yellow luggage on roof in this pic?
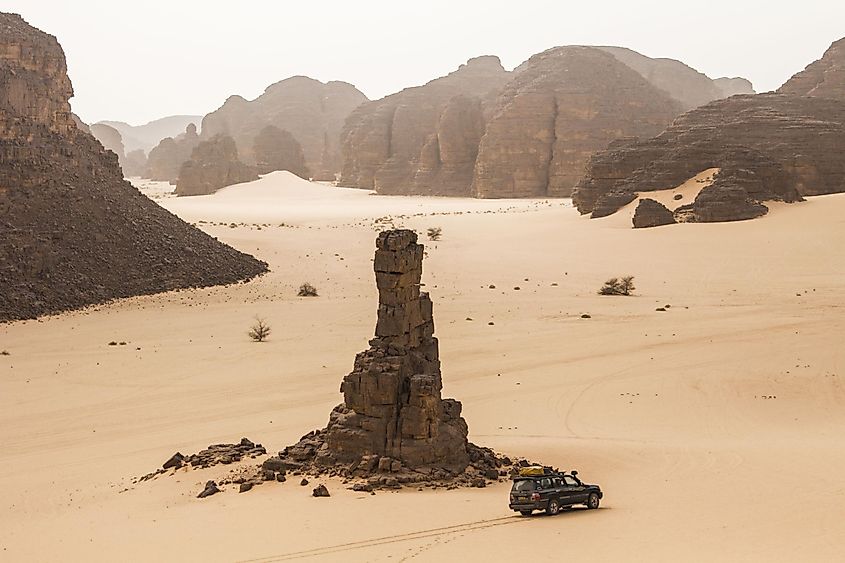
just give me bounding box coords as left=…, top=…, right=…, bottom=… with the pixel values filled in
left=519, top=466, right=546, bottom=477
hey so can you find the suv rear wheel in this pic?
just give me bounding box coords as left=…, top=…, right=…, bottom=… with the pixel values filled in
left=520, top=510, right=532, bottom=516
left=546, top=498, right=560, bottom=515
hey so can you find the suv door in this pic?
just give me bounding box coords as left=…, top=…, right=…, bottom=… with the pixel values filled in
left=563, top=475, right=587, bottom=504
left=552, top=476, right=570, bottom=505
left=538, top=477, right=555, bottom=506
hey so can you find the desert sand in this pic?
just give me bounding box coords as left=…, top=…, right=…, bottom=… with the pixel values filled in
left=1, top=172, right=844, bottom=561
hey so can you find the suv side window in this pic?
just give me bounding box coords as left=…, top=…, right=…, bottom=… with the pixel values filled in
left=552, top=477, right=562, bottom=488
left=563, top=476, right=579, bottom=486
left=540, top=478, right=552, bottom=489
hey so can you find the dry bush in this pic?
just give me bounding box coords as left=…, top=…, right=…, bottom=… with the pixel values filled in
left=248, top=318, right=271, bottom=342
left=298, top=282, right=318, bottom=297
left=599, top=276, right=636, bottom=296
left=427, top=227, right=442, bottom=241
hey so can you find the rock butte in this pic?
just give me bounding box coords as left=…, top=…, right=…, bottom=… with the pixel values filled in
left=0, top=12, right=267, bottom=322
left=472, top=47, right=683, bottom=198
left=175, top=134, right=258, bottom=197
left=573, top=36, right=845, bottom=226
left=263, top=230, right=514, bottom=486
left=202, top=76, right=368, bottom=181
left=572, top=93, right=844, bottom=225
left=145, top=123, right=200, bottom=183
left=339, top=56, right=511, bottom=196
left=340, top=47, right=751, bottom=198
left=252, top=125, right=310, bottom=179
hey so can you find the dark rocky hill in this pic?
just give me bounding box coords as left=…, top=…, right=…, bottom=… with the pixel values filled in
left=0, top=13, right=267, bottom=322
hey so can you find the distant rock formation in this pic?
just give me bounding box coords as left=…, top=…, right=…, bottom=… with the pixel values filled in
left=175, top=135, right=258, bottom=196
left=778, top=37, right=845, bottom=100
left=145, top=123, right=200, bottom=183
left=97, top=115, right=202, bottom=154
left=339, top=56, right=510, bottom=195
left=571, top=92, right=845, bottom=223
left=596, top=46, right=755, bottom=110
left=202, top=77, right=367, bottom=180
left=123, top=149, right=147, bottom=177
left=265, top=230, right=513, bottom=486
left=90, top=122, right=126, bottom=167
left=0, top=13, right=267, bottom=322
left=473, top=47, right=683, bottom=198
left=252, top=125, right=310, bottom=178
left=714, top=77, right=755, bottom=98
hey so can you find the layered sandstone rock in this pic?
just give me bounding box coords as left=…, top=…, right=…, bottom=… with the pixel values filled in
left=339, top=56, right=510, bottom=195
left=252, top=125, right=310, bottom=178
left=573, top=93, right=843, bottom=223
left=202, top=77, right=367, bottom=180
left=597, top=46, right=755, bottom=110
left=273, top=230, right=473, bottom=473
left=0, top=13, right=267, bottom=322
left=473, top=47, right=683, bottom=198
left=778, top=37, right=845, bottom=100
left=632, top=199, right=676, bottom=228
left=90, top=122, right=126, bottom=168
left=145, top=123, right=200, bottom=183
left=175, top=135, right=258, bottom=196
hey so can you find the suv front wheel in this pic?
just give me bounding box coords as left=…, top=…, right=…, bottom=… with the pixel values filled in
left=587, top=493, right=600, bottom=509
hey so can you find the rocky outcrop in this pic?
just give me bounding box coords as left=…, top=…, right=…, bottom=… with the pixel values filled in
left=473, top=47, right=683, bottom=198
left=122, top=149, right=147, bottom=177
left=262, top=229, right=529, bottom=487
left=597, top=46, right=755, bottom=110
left=279, top=230, right=471, bottom=471
left=252, top=125, right=310, bottom=178
left=144, top=123, right=200, bottom=183
left=778, top=37, right=845, bottom=100
left=632, top=199, right=676, bottom=228
left=339, top=56, right=510, bottom=195
left=202, top=77, right=366, bottom=180
left=98, top=115, right=202, bottom=154
left=0, top=13, right=267, bottom=322
left=175, top=135, right=258, bottom=196
left=573, top=93, right=843, bottom=222
left=90, top=122, right=126, bottom=168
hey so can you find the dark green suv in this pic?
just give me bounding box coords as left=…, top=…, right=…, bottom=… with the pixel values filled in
left=509, top=470, right=603, bottom=516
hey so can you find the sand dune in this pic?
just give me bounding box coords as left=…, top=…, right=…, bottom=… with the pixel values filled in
left=2, top=174, right=844, bottom=561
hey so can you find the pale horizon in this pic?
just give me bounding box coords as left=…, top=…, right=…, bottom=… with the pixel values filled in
left=6, top=0, right=844, bottom=125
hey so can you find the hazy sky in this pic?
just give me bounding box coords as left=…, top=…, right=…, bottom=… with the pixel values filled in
left=7, top=1, right=843, bottom=125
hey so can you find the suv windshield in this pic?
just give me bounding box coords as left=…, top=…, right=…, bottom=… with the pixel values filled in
left=511, top=479, right=536, bottom=492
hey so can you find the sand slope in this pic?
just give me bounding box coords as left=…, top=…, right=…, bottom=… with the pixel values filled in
left=1, top=173, right=844, bottom=561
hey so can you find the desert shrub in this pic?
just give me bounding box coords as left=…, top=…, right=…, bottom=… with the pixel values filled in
left=298, top=282, right=318, bottom=297
left=248, top=318, right=271, bottom=342
left=427, top=227, right=442, bottom=241
left=0, top=350, right=9, bottom=356
left=598, top=276, right=636, bottom=296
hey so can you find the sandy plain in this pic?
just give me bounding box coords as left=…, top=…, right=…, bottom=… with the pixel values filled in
left=1, top=172, right=844, bottom=562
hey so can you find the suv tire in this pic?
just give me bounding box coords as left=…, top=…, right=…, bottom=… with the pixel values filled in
left=587, top=493, right=600, bottom=509
left=546, top=498, right=560, bottom=515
